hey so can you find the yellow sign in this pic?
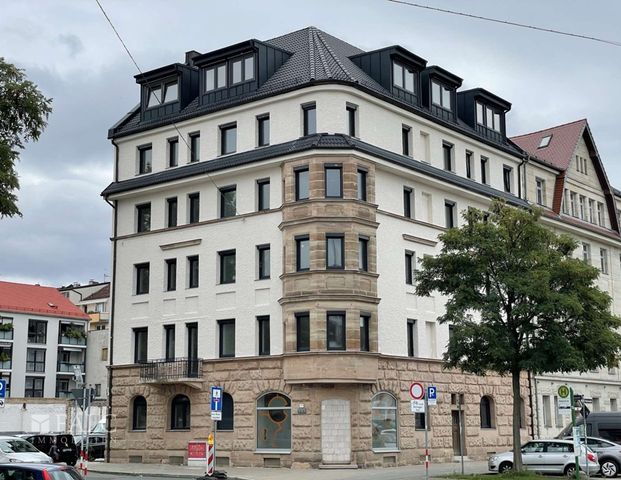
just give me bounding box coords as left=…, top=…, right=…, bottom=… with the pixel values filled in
left=208, top=433, right=214, bottom=446
left=558, top=385, right=570, bottom=399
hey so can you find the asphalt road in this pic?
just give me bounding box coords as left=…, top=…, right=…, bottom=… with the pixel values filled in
left=90, top=475, right=179, bottom=480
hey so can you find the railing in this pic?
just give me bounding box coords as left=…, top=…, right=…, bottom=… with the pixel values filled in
left=0, top=360, right=11, bottom=370
left=140, top=357, right=202, bottom=382
left=0, top=330, right=14, bottom=341
left=56, top=390, right=72, bottom=398
left=58, top=335, right=86, bottom=346
left=58, top=362, right=85, bottom=373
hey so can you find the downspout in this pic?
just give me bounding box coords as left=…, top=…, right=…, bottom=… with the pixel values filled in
left=518, top=154, right=529, bottom=201
left=528, top=370, right=535, bottom=439
left=105, top=138, right=119, bottom=463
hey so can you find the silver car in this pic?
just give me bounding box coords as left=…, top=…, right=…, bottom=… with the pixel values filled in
left=0, top=436, right=53, bottom=464
left=488, top=439, right=599, bottom=476
left=564, top=436, right=621, bottom=478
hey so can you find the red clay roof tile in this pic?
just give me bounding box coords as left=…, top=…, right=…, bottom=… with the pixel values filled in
left=0, top=281, right=89, bottom=320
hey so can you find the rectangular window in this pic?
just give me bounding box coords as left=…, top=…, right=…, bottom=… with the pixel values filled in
left=136, top=203, right=151, bottom=233
left=257, top=244, right=270, bottom=280
left=257, top=179, right=270, bottom=211
left=403, top=187, right=412, bottom=218
left=28, top=320, right=47, bottom=344
left=442, top=142, right=453, bottom=171
left=445, top=200, right=456, bottom=229
left=503, top=165, right=513, bottom=193
left=188, top=193, right=200, bottom=224
left=26, top=348, right=45, bottom=373
left=579, top=195, right=586, bottom=220
left=360, top=314, right=370, bottom=352
left=480, top=157, right=489, bottom=184
left=611, top=399, right=618, bottom=412
left=138, top=145, right=152, bottom=175
left=327, top=312, right=346, bottom=351
left=147, top=87, right=161, bottom=108
left=415, top=412, right=427, bottom=430
left=347, top=104, right=357, bottom=137
left=405, top=251, right=415, bottom=285
left=407, top=319, right=416, bottom=357
left=166, top=197, right=177, bottom=228
left=597, top=202, right=604, bottom=226
left=570, top=192, right=578, bottom=217
left=205, top=64, right=226, bottom=91
left=218, top=320, right=235, bottom=358
left=296, top=312, right=310, bottom=352
left=601, top=248, right=609, bottom=274
left=325, top=165, right=343, bottom=198
left=465, top=151, right=473, bottom=179
left=295, top=167, right=309, bottom=200
left=296, top=235, right=310, bottom=271
left=164, top=325, right=175, bottom=361
left=477, top=104, right=502, bottom=132
left=219, top=250, right=236, bottom=284
left=219, top=186, right=236, bottom=218
left=302, top=103, right=316, bottom=136
left=393, top=61, right=415, bottom=93
left=133, top=327, right=148, bottom=363
left=542, top=395, right=551, bottom=427
left=562, top=189, right=569, bottom=214
left=165, top=258, right=177, bottom=292
left=359, top=237, right=369, bottom=272
left=326, top=234, right=345, bottom=269
left=536, top=178, right=545, bottom=205
left=135, top=263, right=150, bottom=295
left=357, top=169, right=367, bottom=201
left=189, top=133, right=200, bottom=163
left=582, top=243, right=591, bottom=264
left=257, top=316, right=270, bottom=356
left=25, top=377, right=44, bottom=398
left=220, top=123, right=237, bottom=155
left=257, top=115, right=270, bottom=147
left=589, top=199, right=595, bottom=223
left=402, top=125, right=411, bottom=156
left=168, top=138, right=178, bottom=168
left=431, top=81, right=451, bottom=109
left=188, top=255, right=199, bottom=288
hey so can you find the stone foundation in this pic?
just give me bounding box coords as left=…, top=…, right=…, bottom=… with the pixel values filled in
left=109, top=355, right=530, bottom=467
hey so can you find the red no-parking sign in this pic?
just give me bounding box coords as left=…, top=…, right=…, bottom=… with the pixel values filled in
left=409, top=382, right=424, bottom=400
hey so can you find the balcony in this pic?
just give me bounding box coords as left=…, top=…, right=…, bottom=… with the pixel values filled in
left=139, top=358, right=202, bottom=388
left=0, top=329, right=14, bottom=341
left=58, top=334, right=86, bottom=347
left=0, top=360, right=11, bottom=370
left=57, top=362, right=85, bottom=374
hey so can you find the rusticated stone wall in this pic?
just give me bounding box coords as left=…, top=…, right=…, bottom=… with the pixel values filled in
left=109, top=355, right=530, bottom=468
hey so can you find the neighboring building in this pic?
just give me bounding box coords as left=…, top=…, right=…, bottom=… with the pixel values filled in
left=102, top=27, right=620, bottom=467
left=58, top=282, right=111, bottom=401
left=511, top=119, right=621, bottom=438
left=0, top=281, right=89, bottom=399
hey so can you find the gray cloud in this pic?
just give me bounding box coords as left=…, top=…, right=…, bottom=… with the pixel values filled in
left=57, top=34, right=84, bottom=58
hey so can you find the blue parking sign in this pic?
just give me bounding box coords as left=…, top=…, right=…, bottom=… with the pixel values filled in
left=427, top=385, right=437, bottom=405
left=210, top=386, right=222, bottom=412
left=0, top=379, right=6, bottom=399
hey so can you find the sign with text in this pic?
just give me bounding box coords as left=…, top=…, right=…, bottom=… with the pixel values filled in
left=411, top=399, right=425, bottom=413
left=427, top=386, right=437, bottom=406
left=558, top=385, right=571, bottom=414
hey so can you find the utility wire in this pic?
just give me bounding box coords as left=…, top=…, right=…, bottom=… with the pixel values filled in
left=94, top=0, right=239, bottom=215
left=387, top=0, right=621, bottom=48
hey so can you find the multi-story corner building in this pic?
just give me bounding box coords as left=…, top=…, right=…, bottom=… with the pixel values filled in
left=511, top=120, right=621, bottom=438
left=102, top=27, right=620, bottom=467
left=0, top=281, right=89, bottom=399
left=59, top=281, right=111, bottom=401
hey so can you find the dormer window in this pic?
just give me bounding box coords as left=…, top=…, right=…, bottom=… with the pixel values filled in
left=146, top=80, right=178, bottom=108
left=147, top=87, right=161, bottom=108
left=476, top=102, right=501, bottom=133
left=538, top=135, right=552, bottom=148
left=205, top=64, right=227, bottom=92
left=163, top=82, right=178, bottom=103
left=231, top=55, right=254, bottom=85
left=432, top=81, right=451, bottom=109
left=393, top=61, right=415, bottom=93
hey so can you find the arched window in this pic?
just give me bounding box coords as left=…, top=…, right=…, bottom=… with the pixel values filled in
left=480, top=395, right=494, bottom=429
left=371, top=392, right=398, bottom=450
left=216, top=392, right=234, bottom=431
left=171, top=394, right=190, bottom=430
left=256, top=392, right=291, bottom=450
left=132, top=396, right=147, bottom=431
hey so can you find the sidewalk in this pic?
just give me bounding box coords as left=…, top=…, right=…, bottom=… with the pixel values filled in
left=89, top=459, right=489, bottom=479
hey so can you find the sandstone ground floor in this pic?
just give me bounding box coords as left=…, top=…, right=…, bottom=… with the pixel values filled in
left=108, top=354, right=531, bottom=468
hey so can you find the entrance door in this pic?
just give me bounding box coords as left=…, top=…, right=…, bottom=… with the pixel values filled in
left=321, top=399, right=351, bottom=464
left=452, top=410, right=466, bottom=456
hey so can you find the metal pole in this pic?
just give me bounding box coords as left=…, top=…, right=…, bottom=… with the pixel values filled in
left=571, top=388, right=580, bottom=480
left=85, top=387, right=91, bottom=461
left=458, top=395, right=464, bottom=475
left=584, top=407, right=589, bottom=480
left=213, top=419, right=217, bottom=476
left=81, top=386, right=87, bottom=459
left=424, top=395, right=429, bottom=480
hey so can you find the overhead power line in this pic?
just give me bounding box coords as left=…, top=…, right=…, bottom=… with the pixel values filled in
left=387, top=0, right=621, bottom=48
left=94, top=0, right=239, bottom=215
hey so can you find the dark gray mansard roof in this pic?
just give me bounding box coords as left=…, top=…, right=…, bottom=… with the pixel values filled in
left=108, top=27, right=523, bottom=158
left=101, top=133, right=528, bottom=210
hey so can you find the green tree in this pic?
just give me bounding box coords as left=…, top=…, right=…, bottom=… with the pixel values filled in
left=0, top=58, right=52, bottom=218
left=415, top=200, right=621, bottom=471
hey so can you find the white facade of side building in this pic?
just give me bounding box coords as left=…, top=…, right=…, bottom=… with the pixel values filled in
left=108, top=82, right=621, bottom=463
left=0, top=310, right=88, bottom=398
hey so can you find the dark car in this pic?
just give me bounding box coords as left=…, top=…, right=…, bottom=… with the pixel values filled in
left=0, top=462, right=83, bottom=479
left=22, top=435, right=78, bottom=466
left=73, top=434, right=105, bottom=461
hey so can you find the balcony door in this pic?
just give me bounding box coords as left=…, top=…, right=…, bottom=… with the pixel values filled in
left=186, top=323, right=198, bottom=378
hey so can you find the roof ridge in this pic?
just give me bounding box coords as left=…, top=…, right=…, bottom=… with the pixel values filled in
left=308, top=28, right=316, bottom=80
left=510, top=118, right=587, bottom=139
left=312, top=29, right=332, bottom=78
left=315, top=29, right=354, bottom=81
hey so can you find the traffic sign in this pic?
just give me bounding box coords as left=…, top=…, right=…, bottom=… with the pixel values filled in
left=411, top=399, right=425, bottom=413
left=0, top=379, right=6, bottom=399
left=410, top=382, right=424, bottom=400
left=427, top=386, right=437, bottom=406
left=210, top=386, right=222, bottom=412
left=558, top=385, right=570, bottom=398
left=558, top=385, right=571, bottom=414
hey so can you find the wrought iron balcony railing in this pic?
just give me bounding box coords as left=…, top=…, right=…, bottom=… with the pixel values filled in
left=139, top=357, right=202, bottom=382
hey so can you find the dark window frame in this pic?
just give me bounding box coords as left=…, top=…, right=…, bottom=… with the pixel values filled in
left=168, top=137, right=179, bottom=168
left=295, top=167, right=310, bottom=201
left=257, top=114, right=270, bottom=147
left=357, top=169, right=368, bottom=201
left=24, top=376, right=44, bottom=398
left=257, top=315, right=270, bottom=356
left=480, top=396, right=494, bottom=428
left=326, top=311, right=346, bottom=351
left=405, top=251, right=415, bottom=285
left=219, top=186, right=237, bottom=218
left=133, top=327, right=148, bottom=364
left=257, top=179, right=270, bottom=211
left=189, top=132, right=200, bottom=163
left=132, top=396, right=147, bottom=431
left=164, top=325, right=175, bottom=361
left=465, top=150, right=474, bottom=179
left=136, top=203, right=151, bottom=233
left=302, top=103, right=317, bottom=136
left=346, top=103, right=357, bottom=137
left=230, top=53, right=255, bottom=85
left=219, top=249, right=236, bottom=284
left=170, top=394, right=191, bottom=430
left=359, top=236, right=369, bottom=272
left=216, top=392, right=234, bottom=431
left=393, top=60, right=416, bottom=94
left=138, top=145, right=152, bottom=175
left=402, top=125, right=411, bottom=156
left=360, top=314, right=370, bottom=352
left=204, top=63, right=227, bottom=92
left=26, top=348, right=45, bottom=373
left=503, top=165, right=513, bottom=193
left=257, top=244, right=271, bottom=280
left=407, top=319, right=416, bottom=357
left=135, top=263, right=150, bottom=295
left=187, top=255, right=199, bottom=289
left=445, top=200, right=456, bottom=229
left=295, top=235, right=310, bottom=272
left=166, top=197, right=178, bottom=228
left=480, top=157, right=489, bottom=185
left=296, top=312, right=310, bottom=352
left=218, top=319, right=236, bottom=358
left=27, top=319, right=47, bottom=344
left=326, top=234, right=345, bottom=270
left=220, top=122, right=237, bottom=156
left=443, top=142, right=454, bottom=172
left=403, top=187, right=412, bottom=218
left=188, top=193, right=200, bottom=224
left=324, top=164, right=343, bottom=198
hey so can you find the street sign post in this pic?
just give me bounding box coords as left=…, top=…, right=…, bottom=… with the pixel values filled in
left=409, top=382, right=424, bottom=400
left=209, top=386, right=222, bottom=477
left=427, top=386, right=437, bottom=406
left=558, top=385, right=571, bottom=414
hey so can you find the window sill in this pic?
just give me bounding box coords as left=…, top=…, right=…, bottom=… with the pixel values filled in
left=130, top=429, right=146, bottom=433
left=254, top=449, right=291, bottom=455
left=167, top=429, right=191, bottom=432
left=372, top=448, right=401, bottom=454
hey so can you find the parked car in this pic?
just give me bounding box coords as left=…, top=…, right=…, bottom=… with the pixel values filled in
left=488, top=439, right=599, bottom=476
left=563, top=436, right=621, bottom=478
left=0, top=437, right=52, bottom=464
left=0, top=462, right=83, bottom=479
left=73, top=434, right=105, bottom=460
left=20, top=434, right=78, bottom=466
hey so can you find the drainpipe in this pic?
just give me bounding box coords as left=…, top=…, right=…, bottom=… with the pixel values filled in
left=528, top=370, right=535, bottom=439
left=518, top=154, right=529, bottom=201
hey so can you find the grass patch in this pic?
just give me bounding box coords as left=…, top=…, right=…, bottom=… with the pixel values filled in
left=442, top=473, right=543, bottom=480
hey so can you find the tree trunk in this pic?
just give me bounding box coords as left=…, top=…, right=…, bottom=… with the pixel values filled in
left=512, top=368, right=524, bottom=471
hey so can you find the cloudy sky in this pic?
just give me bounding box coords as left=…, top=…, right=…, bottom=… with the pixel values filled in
left=2, top=0, right=620, bottom=287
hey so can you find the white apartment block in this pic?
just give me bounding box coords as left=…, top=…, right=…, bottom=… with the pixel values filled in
left=102, top=27, right=621, bottom=467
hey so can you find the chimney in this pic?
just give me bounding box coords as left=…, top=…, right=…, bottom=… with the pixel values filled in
left=185, top=50, right=201, bottom=67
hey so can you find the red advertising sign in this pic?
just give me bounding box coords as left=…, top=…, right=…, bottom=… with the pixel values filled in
left=187, top=441, right=207, bottom=460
